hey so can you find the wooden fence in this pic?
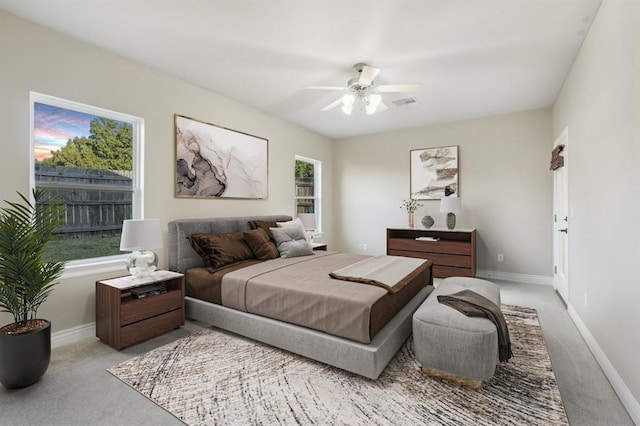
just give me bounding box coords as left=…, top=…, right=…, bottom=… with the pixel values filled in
left=295, top=177, right=314, bottom=214
left=35, top=164, right=132, bottom=239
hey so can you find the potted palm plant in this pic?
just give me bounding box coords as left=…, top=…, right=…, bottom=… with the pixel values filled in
left=0, top=189, right=65, bottom=388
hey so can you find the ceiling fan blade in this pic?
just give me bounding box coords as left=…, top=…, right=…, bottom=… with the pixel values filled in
left=358, top=65, right=380, bottom=86
left=304, top=86, right=345, bottom=91
left=377, top=83, right=423, bottom=93
left=377, top=101, right=389, bottom=112
left=321, top=98, right=343, bottom=112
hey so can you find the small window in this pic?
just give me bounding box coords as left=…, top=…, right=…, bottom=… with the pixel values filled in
left=30, top=92, right=144, bottom=265
left=294, top=156, right=321, bottom=233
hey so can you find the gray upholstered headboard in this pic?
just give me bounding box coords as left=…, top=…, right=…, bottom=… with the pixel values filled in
left=167, top=215, right=292, bottom=274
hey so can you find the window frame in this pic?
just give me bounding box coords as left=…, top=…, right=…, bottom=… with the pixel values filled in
left=294, top=155, right=322, bottom=235
left=29, top=92, right=145, bottom=278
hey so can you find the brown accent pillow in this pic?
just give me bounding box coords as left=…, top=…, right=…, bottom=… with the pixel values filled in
left=248, top=220, right=278, bottom=241
left=188, top=232, right=255, bottom=271
left=243, top=228, right=279, bottom=260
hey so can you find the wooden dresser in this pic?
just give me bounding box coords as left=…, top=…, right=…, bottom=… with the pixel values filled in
left=386, top=228, right=476, bottom=278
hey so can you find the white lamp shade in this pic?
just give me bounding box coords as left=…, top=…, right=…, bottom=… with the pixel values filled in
left=297, top=213, right=317, bottom=230
left=440, top=197, right=461, bottom=213
left=120, top=219, right=163, bottom=251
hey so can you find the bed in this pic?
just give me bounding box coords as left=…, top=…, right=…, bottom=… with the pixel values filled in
left=168, top=215, right=433, bottom=379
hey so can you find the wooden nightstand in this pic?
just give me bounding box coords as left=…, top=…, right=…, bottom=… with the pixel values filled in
left=311, top=243, right=327, bottom=251
left=96, top=270, right=185, bottom=350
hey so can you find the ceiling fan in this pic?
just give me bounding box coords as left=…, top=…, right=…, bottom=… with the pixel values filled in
left=305, top=63, right=422, bottom=115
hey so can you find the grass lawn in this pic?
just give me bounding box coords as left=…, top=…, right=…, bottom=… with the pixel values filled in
left=45, top=236, right=122, bottom=262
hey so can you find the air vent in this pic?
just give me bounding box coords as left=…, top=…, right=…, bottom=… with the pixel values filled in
left=392, top=97, right=418, bottom=107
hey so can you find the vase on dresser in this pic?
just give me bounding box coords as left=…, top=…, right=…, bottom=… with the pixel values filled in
left=408, top=213, right=415, bottom=228
left=421, top=215, right=434, bottom=228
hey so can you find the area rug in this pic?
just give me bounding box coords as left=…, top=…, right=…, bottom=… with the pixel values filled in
left=108, top=305, right=568, bottom=425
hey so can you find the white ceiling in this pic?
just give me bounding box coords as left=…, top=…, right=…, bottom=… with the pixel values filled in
left=0, top=0, right=602, bottom=139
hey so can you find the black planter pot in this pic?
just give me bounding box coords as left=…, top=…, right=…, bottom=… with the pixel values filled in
left=0, top=320, right=51, bottom=389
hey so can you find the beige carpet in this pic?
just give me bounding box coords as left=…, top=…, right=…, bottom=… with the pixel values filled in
left=108, top=305, right=568, bottom=425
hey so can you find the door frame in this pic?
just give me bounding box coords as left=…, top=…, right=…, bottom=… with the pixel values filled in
left=553, top=127, right=569, bottom=303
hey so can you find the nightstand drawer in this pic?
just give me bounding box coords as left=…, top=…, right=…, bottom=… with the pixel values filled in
left=119, top=309, right=183, bottom=348
left=120, top=290, right=182, bottom=326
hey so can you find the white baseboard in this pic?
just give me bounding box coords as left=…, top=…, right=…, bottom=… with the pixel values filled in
left=52, top=322, right=96, bottom=348
left=476, top=269, right=552, bottom=286
left=568, top=304, right=640, bottom=424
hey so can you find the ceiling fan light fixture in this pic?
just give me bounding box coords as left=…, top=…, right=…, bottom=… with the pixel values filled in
left=365, top=93, right=382, bottom=115
left=368, top=93, right=382, bottom=106
left=307, top=63, right=423, bottom=115
left=342, top=93, right=355, bottom=106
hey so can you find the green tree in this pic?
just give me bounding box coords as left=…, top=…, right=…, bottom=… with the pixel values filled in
left=44, top=118, right=132, bottom=170
left=295, top=160, right=314, bottom=178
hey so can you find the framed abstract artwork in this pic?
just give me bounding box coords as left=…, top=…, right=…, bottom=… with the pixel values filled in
left=175, top=115, right=268, bottom=199
left=410, top=145, right=459, bottom=200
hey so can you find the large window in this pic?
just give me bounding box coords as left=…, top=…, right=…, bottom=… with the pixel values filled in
left=30, top=92, right=144, bottom=266
left=294, top=155, right=321, bottom=233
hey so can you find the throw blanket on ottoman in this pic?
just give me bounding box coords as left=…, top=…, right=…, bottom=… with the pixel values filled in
left=437, top=289, right=513, bottom=362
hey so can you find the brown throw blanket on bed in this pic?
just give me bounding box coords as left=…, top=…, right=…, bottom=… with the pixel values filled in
left=437, top=289, right=513, bottom=362
left=329, top=255, right=429, bottom=294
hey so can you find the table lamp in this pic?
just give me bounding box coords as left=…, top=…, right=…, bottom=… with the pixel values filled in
left=119, top=219, right=163, bottom=279
left=297, top=213, right=317, bottom=242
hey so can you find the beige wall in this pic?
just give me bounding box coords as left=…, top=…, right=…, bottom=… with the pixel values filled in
left=553, top=0, right=640, bottom=408
left=333, top=109, right=553, bottom=277
left=0, top=12, right=334, bottom=332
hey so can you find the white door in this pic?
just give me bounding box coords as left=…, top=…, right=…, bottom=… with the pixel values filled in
left=553, top=128, right=569, bottom=303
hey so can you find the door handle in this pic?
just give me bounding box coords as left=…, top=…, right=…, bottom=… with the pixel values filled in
left=559, top=228, right=568, bottom=233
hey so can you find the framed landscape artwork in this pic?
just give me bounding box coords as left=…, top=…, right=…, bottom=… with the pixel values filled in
left=410, top=145, right=459, bottom=200
left=175, top=115, right=268, bottom=199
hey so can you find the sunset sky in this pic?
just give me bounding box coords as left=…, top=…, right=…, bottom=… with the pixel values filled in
left=33, top=103, right=100, bottom=162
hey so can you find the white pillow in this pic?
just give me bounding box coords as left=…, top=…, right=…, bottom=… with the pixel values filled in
left=277, top=217, right=311, bottom=244
left=269, top=226, right=314, bottom=258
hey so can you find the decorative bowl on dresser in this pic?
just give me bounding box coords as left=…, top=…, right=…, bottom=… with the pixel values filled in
left=386, top=227, right=476, bottom=278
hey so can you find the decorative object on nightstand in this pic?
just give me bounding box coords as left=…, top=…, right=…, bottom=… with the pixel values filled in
left=440, top=197, right=461, bottom=230
left=120, top=219, right=163, bottom=279
left=421, top=215, right=434, bottom=228
left=401, top=198, right=423, bottom=228
left=297, top=213, right=316, bottom=242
